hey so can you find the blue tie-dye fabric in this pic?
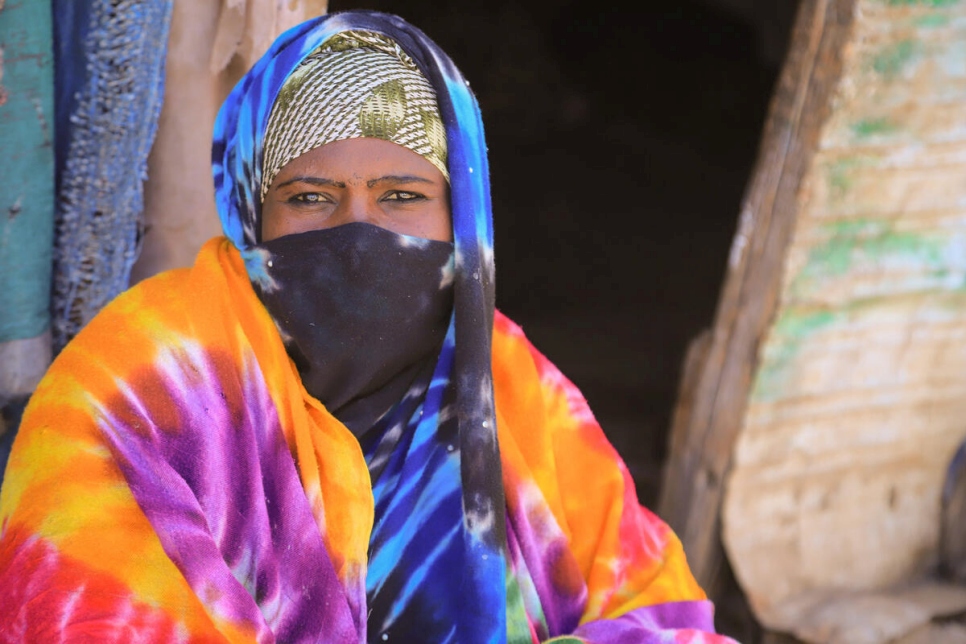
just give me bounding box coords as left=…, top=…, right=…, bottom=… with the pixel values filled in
left=212, top=11, right=507, bottom=643
left=360, top=326, right=467, bottom=642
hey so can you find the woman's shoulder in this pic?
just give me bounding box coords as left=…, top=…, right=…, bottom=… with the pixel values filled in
left=491, top=310, right=538, bottom=386
left=491, top=310, right=597, bottom=436
left=492, top=310, right=589, bottom=407
left=48, top=238, right=248, bottom=377
left=492, top=309, right=545, bottom=370
left=65, top=252, right=205, bottom=347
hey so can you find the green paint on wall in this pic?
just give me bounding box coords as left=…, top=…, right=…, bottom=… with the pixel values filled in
left=913, top=13, right=951, bottom=27
left=827, top=158, right=866, bottom=200
left=792, top=219, right=944, bottom=298
left=773, top=309, right=839, bottom=341
left=752, top=308, right=840, bottom=402
left=872, top=40, right=919, bottom=78
left=851, top=118, right=899, bottom=138
left=826, top=156, right=881, bottom=201
left=884, top=0, right=959, bottom=6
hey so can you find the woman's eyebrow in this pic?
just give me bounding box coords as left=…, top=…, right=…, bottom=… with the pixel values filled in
left=275, top=176, right=346, bottom=190
left=367, top=175, right=434, bottom=188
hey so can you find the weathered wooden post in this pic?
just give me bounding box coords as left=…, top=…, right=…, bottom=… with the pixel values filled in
left=663, top=0, right=966, bottom=640
left=660, top=0, right=856, bottom=599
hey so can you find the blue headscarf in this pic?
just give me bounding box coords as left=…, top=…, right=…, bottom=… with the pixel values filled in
left=212, top=11, right=507, bottom=643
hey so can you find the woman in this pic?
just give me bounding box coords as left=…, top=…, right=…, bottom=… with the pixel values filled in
left=0, top=11, right=735, bottom=644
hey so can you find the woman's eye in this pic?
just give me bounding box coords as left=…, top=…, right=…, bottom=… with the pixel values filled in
left=290, top=192, right=329, bottom=204
left=383, top=191, right=424, bottom=202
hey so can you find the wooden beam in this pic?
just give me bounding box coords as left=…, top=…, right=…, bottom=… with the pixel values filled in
left=658, top=0, right=857, bottom=590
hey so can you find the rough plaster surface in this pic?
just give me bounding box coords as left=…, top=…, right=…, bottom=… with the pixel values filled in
left=723, top=0, right=966, bottom=639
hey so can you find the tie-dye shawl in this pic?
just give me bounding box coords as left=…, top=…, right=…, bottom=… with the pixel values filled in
left=0, top=10, right=734, bottom=644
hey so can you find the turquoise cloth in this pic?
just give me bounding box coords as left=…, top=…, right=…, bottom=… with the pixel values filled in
left=0, top=0, right=54, bottom=343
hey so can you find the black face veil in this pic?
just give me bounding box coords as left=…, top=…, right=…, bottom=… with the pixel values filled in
left=252, top=223, right=454, bottom=434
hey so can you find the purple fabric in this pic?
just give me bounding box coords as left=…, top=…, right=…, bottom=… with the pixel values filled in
left=92, top=343, right=357, bottom=643
left=572, top=601, right=720, bottom=643
left=505, top=495, right=586, bottom=639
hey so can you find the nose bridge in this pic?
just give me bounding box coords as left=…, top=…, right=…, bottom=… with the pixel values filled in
left=336, top=187, right=375, bottom=226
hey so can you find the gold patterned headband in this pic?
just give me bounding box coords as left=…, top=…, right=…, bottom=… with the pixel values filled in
left=261, top=30, right=449, bottom=201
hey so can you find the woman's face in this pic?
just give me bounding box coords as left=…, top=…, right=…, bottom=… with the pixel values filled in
left=261, top=138, right=452, bottom=243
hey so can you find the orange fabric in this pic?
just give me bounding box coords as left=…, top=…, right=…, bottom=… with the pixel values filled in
left=492, top=312, right=707, bottom=623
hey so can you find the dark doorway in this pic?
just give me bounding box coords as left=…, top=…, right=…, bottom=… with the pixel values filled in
left=329, top=0, right=794, bottom=507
